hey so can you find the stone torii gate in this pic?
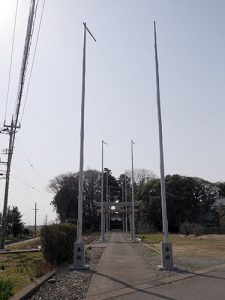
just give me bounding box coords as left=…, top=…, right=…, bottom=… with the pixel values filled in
left=94, top=200, right=141, bottom=237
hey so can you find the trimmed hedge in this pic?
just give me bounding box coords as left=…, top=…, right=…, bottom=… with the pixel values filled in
left=41, top=224, right=76, bottom=265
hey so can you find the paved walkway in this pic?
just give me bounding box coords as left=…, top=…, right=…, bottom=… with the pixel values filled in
left=86, top=232, right=225, bottom=300
left=86, top=232, right=160, bottom=299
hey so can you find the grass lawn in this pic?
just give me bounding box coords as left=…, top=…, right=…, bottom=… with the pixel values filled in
left=7, top=238, right=41, bottom=251
left=0, top=232, right=99, bottom=297
left=0, top=252, right=53, bottom=296
left=138, top=233, right=225, bottom=259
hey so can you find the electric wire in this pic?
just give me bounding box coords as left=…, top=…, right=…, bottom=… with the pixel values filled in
left=13, top=0, right=39, bottom=132
left=10, top=173, right=49, bottom=197
left=4, top=0, right=19, bottom=122
left=15, top=137, right=44, bottom=186
left=0, top=168, right=48, bottom=197
left=10, top=181, right=33, bottom=210
left=21, top=0, right=46, bottom=123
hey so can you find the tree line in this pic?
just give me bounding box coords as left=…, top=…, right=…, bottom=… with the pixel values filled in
left=0, top=206, right=25, bottom=238
left=49, top=169, right=225, bottom=233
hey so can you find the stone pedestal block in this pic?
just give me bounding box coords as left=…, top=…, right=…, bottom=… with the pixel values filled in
left=160, top=242, right=173, bottom=268
left=73, top=241, right=89, bottom=270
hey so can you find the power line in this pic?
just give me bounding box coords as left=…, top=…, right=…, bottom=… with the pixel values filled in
left=21, top=0, right=46, bottom=123
left=4, top=0, right=19, bottom=122
left=15, top=137, right=44, bottom=186
left=10, top=181, right=33, bottom=210
left=13, top=0, right=38, bottom=132
left=10, top=173, right=49, bottom=197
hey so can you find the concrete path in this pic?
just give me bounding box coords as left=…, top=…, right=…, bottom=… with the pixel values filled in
left=86, top=232, right=225, bottom=300
left=86, top=232, right=159, bottom=299
left=112, top=266, right=225, bottom=299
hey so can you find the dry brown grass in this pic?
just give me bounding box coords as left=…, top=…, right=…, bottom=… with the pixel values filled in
left=140, top=233, right=225, bottom=259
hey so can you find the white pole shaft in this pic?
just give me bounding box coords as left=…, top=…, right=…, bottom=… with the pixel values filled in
left=106, top=171, right=109, bottom=232
left=131, top=141, right=135, bottom=241
left=101, top=141, right=105, bottom=241
left=77, top=24, right=86, bottom=242
left=108, top=187, right=111, bottom=232
left=154, top=21, right=168, bottom=243
left=125, top=175, right=128, bottom=234
left=122, top=186, right=124, bottom=232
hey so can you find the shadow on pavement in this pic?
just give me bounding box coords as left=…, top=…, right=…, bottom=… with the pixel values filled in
left=92, top=270, right=176, bottom=300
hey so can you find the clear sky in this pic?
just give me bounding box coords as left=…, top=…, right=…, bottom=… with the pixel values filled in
left=0, top=0, right=225, bottom=225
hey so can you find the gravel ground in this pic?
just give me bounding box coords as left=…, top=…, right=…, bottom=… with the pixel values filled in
left=29, top=247, right=104, bottom=300
left=132, top=241, right=225, bottom=278
left=29, top=237, right=225, bottom=299
left=131, top=242, right=187, bottom=280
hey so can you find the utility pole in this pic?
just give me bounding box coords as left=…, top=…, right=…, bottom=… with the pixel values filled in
left=0, top=0, right=36, bottom=249
left=73, top=23, right=96, bottom=270
left=43, top=214, right=48, bottom=226
left=0, top=119, right=15, bottom=248
left=154, top=21, right=173, bottom=268
left=33, top=202, right=39, bottom=236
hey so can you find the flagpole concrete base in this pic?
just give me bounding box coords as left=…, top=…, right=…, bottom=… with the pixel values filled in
left=70, top=265, right=90, bottom=271
left=72, top=241, right=89, bottom=270
left=157, top=265, right=177, bottom=271
left=160, top=242, right=173, bottom=268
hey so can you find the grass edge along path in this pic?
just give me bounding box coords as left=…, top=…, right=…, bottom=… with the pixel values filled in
left=138, top=233, right=225, bottom=271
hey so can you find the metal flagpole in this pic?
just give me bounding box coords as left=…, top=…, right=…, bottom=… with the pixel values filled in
left=122, top=185, right=124, bottom=232
left=73, top=22, right=96, bottom=269
left=108, top=186, right=111, bottom=232
left=106, top=169, right=109, bottom=233
left=125, top=173, right=128, bottom=234
left=131, top=140, right=135, bottom=242
left=154, top=21, right=173, bottom=268
left=101, top=140, right=107, bottom=242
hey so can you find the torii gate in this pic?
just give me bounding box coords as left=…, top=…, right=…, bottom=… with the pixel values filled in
left=94, top=200, right=141, bottom=238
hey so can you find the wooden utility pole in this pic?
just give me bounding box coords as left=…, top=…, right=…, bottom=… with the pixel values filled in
left=33, top=202, right=39, bottom=236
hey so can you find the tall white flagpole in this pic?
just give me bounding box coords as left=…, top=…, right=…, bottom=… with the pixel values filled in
left=73, top=23, right=96, bottom=269
left=101, top=140, right=107, bottom=242
left=154, top=21, right=173, bottom=267
left=131, top=140, right=135, bottom=242
left=125, top=173, right=128, bottom=234
left=77, top=23, right=86, bottom=245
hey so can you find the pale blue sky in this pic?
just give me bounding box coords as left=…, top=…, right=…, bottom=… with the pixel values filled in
left=1, top=0, right=225, bottom=224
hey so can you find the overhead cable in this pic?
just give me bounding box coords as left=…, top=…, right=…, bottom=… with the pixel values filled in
left=4, top=0, right=19, bottom=122
left=21, top=0, right=46, bottom=123
left=15, top=137, right=44, bottom=185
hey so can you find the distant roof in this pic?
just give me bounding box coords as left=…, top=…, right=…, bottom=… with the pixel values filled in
left=213, top=198, right=225, bottom=207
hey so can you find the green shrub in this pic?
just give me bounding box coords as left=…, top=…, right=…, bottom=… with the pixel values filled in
left=41, top=224, right=76, bottom=265
left=0, top=277, right=14, bottom=300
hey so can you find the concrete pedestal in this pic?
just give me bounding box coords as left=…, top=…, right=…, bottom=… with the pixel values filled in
left=72, top=241, right=89, bottom=270
left=159, top=242, right=173, bottom=268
